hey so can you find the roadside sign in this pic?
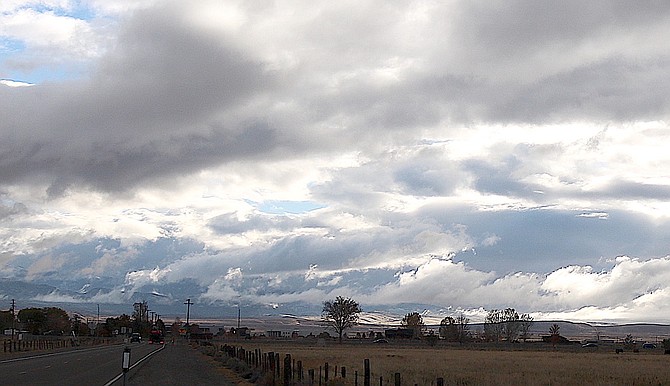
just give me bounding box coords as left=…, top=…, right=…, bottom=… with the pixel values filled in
left=122, top=347, right=131, bottom=372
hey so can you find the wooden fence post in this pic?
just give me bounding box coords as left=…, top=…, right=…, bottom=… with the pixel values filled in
left=325, top=362, right=329, bottom=382
left=364, top=359, right=371, bottom=386
left=308, top=369, right=315, bottom=386
left=395, top=372, right=401, bottom=386
left=436, top=377, right=444, bottom=386
left=297, top=360, right=303, bottom=381
left=284, top=354, right=292, bottom=386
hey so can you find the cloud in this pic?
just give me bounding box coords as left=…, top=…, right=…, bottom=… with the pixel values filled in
left=2, top=1, right=670, bottom=323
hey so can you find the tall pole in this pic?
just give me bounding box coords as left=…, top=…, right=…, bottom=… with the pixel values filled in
left=237, top=305, right=241, bottom=329
left=10, top=299, right=15, bottom=341
left=184, top=298, right=192, bottom=326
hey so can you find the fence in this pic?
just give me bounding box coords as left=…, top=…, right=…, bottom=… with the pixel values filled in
left=217, top=344, right=446, bottom=386
left=2, top=337, right=114, bottom=354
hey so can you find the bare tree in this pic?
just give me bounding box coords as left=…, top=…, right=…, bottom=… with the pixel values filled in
left=485, top=308, right=527, bottom=343
left=519, top=313, right=534, bottom=342
left=322, top=296, right=362, bottom=343
left=484, top=309, right=504, bottom=342
left=502, top=308, right=520, bottom=342
left=455, top=313, right=470, bottom=344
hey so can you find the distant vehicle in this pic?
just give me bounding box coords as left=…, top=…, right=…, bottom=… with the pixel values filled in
left=130, top=333, right=142, bottom=343
left=582, top=342, right=598, bottom=348
left=373, top=338, right=389, bottom=344
left=642, top=343, right=657, bottom=349
left=149, top=329, right=164, bottom=344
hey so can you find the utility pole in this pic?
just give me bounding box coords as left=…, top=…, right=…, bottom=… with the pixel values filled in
left=10, top=299, right=15, bottom=341
left=184, top=298, right=192, bottom=326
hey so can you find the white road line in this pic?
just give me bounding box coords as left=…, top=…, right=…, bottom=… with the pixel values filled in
left=103, top=344, right=165, bottom=386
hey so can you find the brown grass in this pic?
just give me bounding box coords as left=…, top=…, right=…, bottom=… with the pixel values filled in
left=230, top=340, right=670, bottom=385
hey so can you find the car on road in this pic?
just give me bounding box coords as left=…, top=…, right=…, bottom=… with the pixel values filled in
left=373, top=338, right=389, bottom=344
left=130, top=333, right=142, bottom=343
left=149, top=329, right=164, bottom=344
left=581, top=342, right=598, bottom=348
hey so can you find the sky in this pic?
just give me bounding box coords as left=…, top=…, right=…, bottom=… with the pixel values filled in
left=2, top=0, right=670, bottom=324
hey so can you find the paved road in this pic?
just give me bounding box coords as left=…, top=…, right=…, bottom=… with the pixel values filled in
left=0, top=342, right=158, bottom=385
left=126, top=342, right=237, bottom=385
left=0, top=341, right=238, bottom=385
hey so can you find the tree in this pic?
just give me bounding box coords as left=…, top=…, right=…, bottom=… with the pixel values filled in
left=549, top=323, right=561, bottom=347
left=17, top=307, right=70, bottom=335
left=18, top=308, right=47, bottom=334
left=519, top=313, right=534, bottom=342
left=484, top=308, right=526, bottom=343
left=322, top=296, right=362, bottom=343
left=454, top=313, right=470, bottom=344
left=624, top=334, right=636, bottom=350
left=501, top=308, right=520, bottom=342
left=133, top=301, right=151, bottom=337
left=401, top=312, right=426, bottom=339
left=483, top=309, right=504, bottom=342
left=99, top=314, right=131, bottom=337
left=439, top=314, right=470, bottom=344
left=439, top=316, right=458, bottom=341
left=662, top=338, right=670, bottom=351
left=72, top=317, right=90, bottom=336
left=0, top=310, right=15, bottom=331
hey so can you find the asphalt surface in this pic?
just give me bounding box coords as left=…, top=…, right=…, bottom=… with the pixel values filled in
left=0, top=343, right=158, bottom=385
left=0, top=340, right=240, bottom=385
left=126, top=341, right=238, bottom=386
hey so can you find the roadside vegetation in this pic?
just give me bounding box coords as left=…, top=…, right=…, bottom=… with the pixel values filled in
left=225, top=339, right=670, bottom=385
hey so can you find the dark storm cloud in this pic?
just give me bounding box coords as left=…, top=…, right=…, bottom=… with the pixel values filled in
left=0, top=4, right=277, bottom=194
left=4, top=1, right=670, bottom=322
left=452, top=1, right=670, bottom=54
left=3, top=1, right=670, bottom=195
left=491, top=57, right=670, bottom=122
left=413, top=0, right=670, bottom=124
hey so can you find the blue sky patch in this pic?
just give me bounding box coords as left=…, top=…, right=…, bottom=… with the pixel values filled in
left=256, top=200, right=326, bottom=215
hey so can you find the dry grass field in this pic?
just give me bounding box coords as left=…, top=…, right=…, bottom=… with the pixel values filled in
left=231, top=340, right=670, bottom=385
